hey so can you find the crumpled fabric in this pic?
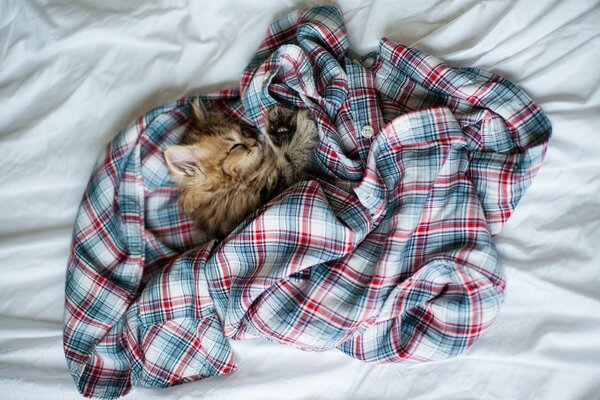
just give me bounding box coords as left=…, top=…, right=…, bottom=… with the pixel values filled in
left=63, top=6, right=551, bottom=399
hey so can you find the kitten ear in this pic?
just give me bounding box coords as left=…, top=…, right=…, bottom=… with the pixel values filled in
left=164, top=145, right=203, bottom=179
left=189, top=99, right=206, bottom=124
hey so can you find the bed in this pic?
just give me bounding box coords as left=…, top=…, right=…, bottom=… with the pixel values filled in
left=1, top=1, right=599, bottom=399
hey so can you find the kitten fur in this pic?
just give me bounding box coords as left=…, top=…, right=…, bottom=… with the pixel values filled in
left=164, top=100, right=318, bottom=239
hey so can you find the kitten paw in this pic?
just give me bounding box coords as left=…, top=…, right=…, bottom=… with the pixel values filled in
left=266, top=105, right=298, bottom=147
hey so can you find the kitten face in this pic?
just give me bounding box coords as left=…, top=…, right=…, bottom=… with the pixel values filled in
left=164, top=103, right=265, bottom=190
left=163, top=101, right=318, bottom=239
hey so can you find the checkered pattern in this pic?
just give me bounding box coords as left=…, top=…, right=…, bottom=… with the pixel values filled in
left=64, top=6, right=551, bottom=398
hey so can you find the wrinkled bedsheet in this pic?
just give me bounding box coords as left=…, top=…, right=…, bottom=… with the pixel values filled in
left=1, top=1, right=600, bottom=400
left=63, top=6, right=551, bottom=398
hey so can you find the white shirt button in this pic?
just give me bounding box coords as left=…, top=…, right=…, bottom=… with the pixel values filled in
left=361, top=125, right=375, bottom=138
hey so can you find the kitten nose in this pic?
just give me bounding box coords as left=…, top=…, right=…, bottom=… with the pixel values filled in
left=247, top=138, right=258, bottom=147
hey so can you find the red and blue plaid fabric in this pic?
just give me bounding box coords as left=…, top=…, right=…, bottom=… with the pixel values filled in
left=64, top=6, right=551, bottom=398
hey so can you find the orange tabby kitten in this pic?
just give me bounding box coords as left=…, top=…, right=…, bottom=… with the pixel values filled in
left=164, top=100, right=318, bottom=238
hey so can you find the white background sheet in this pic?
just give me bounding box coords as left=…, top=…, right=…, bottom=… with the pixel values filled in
left=1, top=1, right=599, bottom=399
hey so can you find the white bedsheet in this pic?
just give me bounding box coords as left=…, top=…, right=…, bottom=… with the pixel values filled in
left=1, top=1, right=599, bottom=399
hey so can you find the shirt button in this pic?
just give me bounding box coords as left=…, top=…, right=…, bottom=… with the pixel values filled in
left=361, top=125, right=375, bottom=138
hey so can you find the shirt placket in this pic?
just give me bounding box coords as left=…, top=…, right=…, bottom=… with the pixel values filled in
left=340, top=54, right=384, bottom=163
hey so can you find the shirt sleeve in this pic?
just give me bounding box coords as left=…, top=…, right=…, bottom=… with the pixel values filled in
left=376, top=38, right=551, bottom=234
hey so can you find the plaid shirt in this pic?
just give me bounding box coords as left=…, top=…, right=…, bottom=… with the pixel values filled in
left=64, top=6, right=551, bottom=399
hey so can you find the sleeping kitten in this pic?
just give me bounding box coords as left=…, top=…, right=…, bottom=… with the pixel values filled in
left=164, top=100, right=318, bottom=239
